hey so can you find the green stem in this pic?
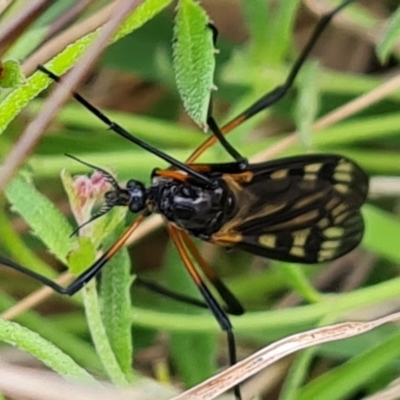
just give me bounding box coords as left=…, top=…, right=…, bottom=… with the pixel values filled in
left=83, top=281, right=128, bottom=386
left=131, top=276, right=400, bottom=333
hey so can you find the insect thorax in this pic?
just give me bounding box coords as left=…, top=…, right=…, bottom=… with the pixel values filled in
left=149, top=176, right=236, bottom=239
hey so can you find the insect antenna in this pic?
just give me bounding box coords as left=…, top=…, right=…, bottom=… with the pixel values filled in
left=68, top=205, right=110, bottom=238
left=65, top=154, right=120, bottom=191
left=65, top=153, right=124, bottom=237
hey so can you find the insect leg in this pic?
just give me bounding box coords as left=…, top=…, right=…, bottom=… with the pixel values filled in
left=207, top=113, right=248, bottom=169
left=37, top=66, right=213, bottom=187
left=180, top=230, right=244, bottom=316
left=205, top=23, right=247, bottom=166
left=0, top=255, right=71, bottom=294
left=168, top=225, right=241, bottom=400
left=0, top=216, right=144, bottom=296
left=187, top=0, right=358, bottom=163
left=134, top=277, right=209, bottom=310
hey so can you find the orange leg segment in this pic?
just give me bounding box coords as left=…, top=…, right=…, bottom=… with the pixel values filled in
left=180, top=231, right=244, bottom=315
left=168, top=225, right=241, bottom=399
left=186, top=115, right=247, bottom=164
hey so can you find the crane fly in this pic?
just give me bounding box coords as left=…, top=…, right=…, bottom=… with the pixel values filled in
left=0, top=1, right=367, bottom=399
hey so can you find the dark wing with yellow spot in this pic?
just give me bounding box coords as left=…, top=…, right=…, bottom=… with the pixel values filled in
left=210, top=154, right=368, bottom=263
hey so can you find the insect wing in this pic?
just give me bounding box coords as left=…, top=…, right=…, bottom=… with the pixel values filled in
left=210, top=155, right=369, bottom=263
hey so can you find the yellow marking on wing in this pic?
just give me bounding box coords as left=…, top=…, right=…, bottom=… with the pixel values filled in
left=321, top=240, right=341, bottom=249
left=317, top=218, right=330, bottom=229
left=335, top=160, right=353, bottom=173
left=290, top=247, right=305, bottom=257
left=334, top=183, right=350, bottom=194
left=270, top=169, right=289, bottom=179
left=334, top=172, right=352, bottom=182
left=292, top=229, right=310, bottom=247
left=259, top=234, right=277, bottom=248
left=323, top=227, right=344, bottom=238
left=303, top=173, right=318, bottom=181
left=305, top=163, right=323, bottom=173
left=318, top=249, right=336, bottom=261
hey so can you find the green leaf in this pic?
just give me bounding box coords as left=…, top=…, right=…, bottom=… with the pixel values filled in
left=0, top=208, right=54, bottom=276
left=5, top=174, right=73, bottom=264
left=100, top=229, right=134, bottom=381
left=0, top=318, right=97, bottom=383
left=275, top=262, right=322, bottom=304
left=68, top=237, right=96, bottom=275
left=83, top=281, right=128, bottom=385
left=0, top=60, right=25, bottom=89
left=0, top=291, right=101, bottom=372
left=279, top=347, right=318, bottom=400
left=170, top=332, right=216, bottom=386
left=103, top=13, right=173, bottom=82
left=279, top=314, right=338, bottom=400
left=173, top=0, right=216, bottom=128
left=376, top=5, right=400, bottom=62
